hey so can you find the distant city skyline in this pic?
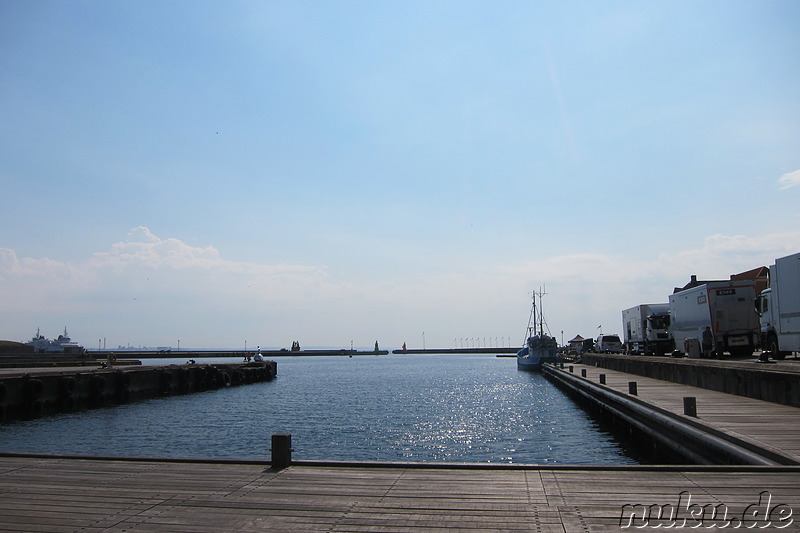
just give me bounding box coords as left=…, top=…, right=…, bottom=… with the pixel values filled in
left=2, top=1, right=799, bottom=350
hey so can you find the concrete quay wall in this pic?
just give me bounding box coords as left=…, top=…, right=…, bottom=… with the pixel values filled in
left=86, top=349, right=388, bottom=358
left=580, top=353, right=800, bottom=407
left=392, top=347, right=519, bottom=354
left=0, top=361, right=277, bottom=423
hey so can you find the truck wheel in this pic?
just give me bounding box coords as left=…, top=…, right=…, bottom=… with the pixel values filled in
left=768, top=336, right=786, bottom=360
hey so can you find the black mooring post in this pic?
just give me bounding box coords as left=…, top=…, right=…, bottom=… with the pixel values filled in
left=683, top=397, right=697, bottom=417
left=628, top=381, right=638, bottom=396
left=271, top=433, right=292, bottom=469
left=581, top=368, right=587, bottom=377
left=599, top=374, right=606, bottom=385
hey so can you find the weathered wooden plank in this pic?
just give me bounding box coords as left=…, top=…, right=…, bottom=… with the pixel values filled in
left=563, top=363, right=800, bottom=461
left=1, top=455, right=799, bottom=531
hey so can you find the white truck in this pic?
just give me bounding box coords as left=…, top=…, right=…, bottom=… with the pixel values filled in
left=621, top=304, right=673, bottom=356
left=668, top=280, right=760, bottom=357
left=756, top=252, right=800, bottom=359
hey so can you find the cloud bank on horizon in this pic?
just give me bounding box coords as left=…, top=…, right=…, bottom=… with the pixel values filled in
left=2, top=226, right=798, bottom=349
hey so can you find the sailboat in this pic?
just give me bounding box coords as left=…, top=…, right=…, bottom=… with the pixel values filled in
left=517, top=290, right=559, bottom=371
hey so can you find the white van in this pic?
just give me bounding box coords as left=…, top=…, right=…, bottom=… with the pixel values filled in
left=595, top=334, right=623, bottom=353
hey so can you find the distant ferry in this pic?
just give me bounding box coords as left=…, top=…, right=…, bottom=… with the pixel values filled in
left=26, top=328, right=85, bottom=354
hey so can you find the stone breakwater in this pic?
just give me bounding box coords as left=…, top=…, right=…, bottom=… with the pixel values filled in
left=0, top=361, right=276, bottom=423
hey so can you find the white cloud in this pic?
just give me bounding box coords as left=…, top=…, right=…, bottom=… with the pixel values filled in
left=86, top=227, right=331, bottom=307
left=90, top=226, right=222, bottom=270
left=491, top=232, right=800, bottom=340
left=0, top=227, right=332, bottom=346
left=651, top=232, right=800, bottom=280
left=0, top=247, right=94, bottom=313
left=777, top=169, right=800, bottom=190
left=2, top=227, right=799, bottom=350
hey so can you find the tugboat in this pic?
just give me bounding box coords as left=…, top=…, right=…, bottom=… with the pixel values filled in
left=517, top=290, right=559, bottom=371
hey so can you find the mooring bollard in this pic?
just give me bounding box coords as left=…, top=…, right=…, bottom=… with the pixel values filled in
left=569, top=366, right=574, bottom=373
left=271, top=433, right=292, bottom=469
left=628, top=381, right=638, bottom=395
left=581, top=368, right=587, bottom=377
left=599, top=374, right=606, bottom=385
left=684, top=397, right=697, bottom=417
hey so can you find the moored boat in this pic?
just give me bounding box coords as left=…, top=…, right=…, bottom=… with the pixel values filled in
left=517, top=291, right=559, bottom=371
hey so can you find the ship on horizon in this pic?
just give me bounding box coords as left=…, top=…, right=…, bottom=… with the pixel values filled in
left=26, top=328, right=85, bottom=354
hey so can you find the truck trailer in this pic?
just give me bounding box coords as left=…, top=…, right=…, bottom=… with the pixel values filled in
left=668, top=280, right=759, bottom=357
left=756, top=252, right=800, bottom=359
left=621, top=304, right=672, bottom=356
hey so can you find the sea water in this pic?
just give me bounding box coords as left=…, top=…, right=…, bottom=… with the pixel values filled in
left=0, top=353, right=640, bottom=464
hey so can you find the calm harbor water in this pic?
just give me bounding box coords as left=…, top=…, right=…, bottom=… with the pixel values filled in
left=1, top=353, right=641, bottom=465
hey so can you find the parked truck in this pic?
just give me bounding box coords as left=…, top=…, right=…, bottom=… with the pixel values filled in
left=668, top=280, right=760, bottom=357
left=756, top=252, right=800, bottom=360
left=621, top=304, right=673, bottom=356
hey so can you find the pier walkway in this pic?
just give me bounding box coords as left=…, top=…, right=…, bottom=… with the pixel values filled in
left=0, top=454, right=798, bottom=532
left=547, top=363, right=800, bottom=463
left=579, top=352, right=800, bottom=406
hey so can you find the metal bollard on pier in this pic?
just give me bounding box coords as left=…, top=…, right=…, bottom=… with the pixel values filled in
left=683, top=397, right=697, bottom=417
left=271, top=433, right=293, bottom=470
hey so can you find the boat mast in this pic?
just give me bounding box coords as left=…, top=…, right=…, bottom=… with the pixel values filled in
left=525, top=287, right=549, bottom=341
left=538, top=291, right=544, bottom=336
left=534, top=286, right=547, bottom=337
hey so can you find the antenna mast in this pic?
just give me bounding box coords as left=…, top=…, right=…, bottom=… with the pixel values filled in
left=535, top=286, right=549, bottom=336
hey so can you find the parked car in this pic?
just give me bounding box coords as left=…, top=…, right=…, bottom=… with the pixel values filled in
left=595, top=334, right=623, bottom=353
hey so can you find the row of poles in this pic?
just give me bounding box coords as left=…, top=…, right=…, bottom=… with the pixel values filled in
left=452, top=337, right=515, bottom=349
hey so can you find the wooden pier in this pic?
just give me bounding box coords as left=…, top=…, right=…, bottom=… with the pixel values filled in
left=544, top=362, right=800, bottom=465
left=580, top=352, right=800, bottom=406
left=0, top=454, right=797, bottom=531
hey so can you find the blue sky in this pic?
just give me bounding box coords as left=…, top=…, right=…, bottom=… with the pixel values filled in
left=2, top=0, right=799, bottom=350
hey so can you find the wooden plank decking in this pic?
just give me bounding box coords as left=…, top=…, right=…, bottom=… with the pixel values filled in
left=0, top=455, right=799, bottom=532
left=559, top=364, right=800, bottom=461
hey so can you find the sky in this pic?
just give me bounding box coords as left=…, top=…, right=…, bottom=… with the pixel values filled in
left=1, top=0, right=799, bottom=350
